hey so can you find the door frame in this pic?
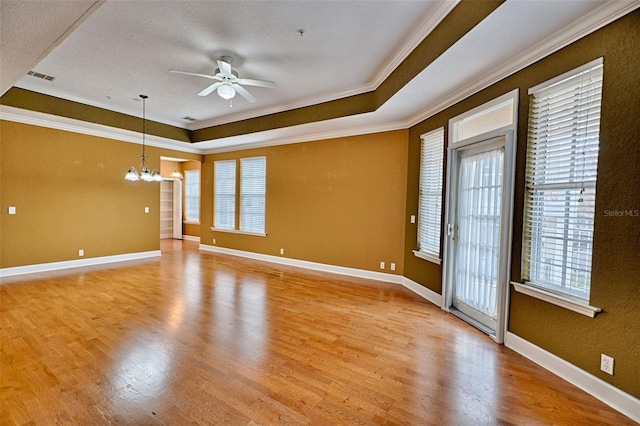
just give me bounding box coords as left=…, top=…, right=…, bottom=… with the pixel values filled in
left=441, top=91, right=518, bottom=344
left=172, top=179, right=183, bottom=240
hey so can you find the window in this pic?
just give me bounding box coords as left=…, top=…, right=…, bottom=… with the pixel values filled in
left=214, top=160, right=236, bottom=230
left=522, top=58, right=603, bottom=301
left=213, top=156, right=267, bottom=235
left=184, top=170, right=200, bottom=222
left=240, top=157, right=266, bottom=233
left=415, top=127, right=444, bottom=263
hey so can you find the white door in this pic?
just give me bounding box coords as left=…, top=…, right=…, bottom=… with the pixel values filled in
left=443, top=132, right=516, bottom=343
left=172, top=179, right=183, bottom=240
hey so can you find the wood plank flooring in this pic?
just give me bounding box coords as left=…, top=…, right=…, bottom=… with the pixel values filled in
left=1, top=239, right=635, bottom=425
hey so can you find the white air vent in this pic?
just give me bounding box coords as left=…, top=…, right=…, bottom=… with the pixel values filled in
left=27, top=71, right=55, bottom=81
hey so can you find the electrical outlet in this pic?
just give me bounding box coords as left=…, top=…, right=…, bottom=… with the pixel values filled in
left=390, top=263, right=396, bottom=271
left=380, top=261, right=385, bottom=270
left=78, top=249, right=84, bottom=257
left=410, top=215, right=416, bottom=224
left=280, top=248, right=284, bottom=255
left=600, top=354, right=614, bottom=375
left=213, top=238, right=216, bottom=245
left=144, top=206, right=149, bottom=213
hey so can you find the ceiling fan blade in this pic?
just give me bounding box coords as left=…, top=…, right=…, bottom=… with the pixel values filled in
left=236, top=78, right=277, bottom=89
left=197, top=82, right=223, bottom=96
left=169, top=69, right=216, bottom=80
left=217, top=60, right=233, bottom=75
left=232, top=84, right=257, bottom=103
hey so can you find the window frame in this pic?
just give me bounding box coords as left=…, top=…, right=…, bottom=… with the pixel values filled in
left=413, top=127, right=445, bottom=265
left=239, top=156, right=267, bottom=235
left=184, top=169, right=200, bottom=223
left=212, top=157, right=267, bottom=237
left=213, top=159, right=237, bottom=231
left=517, top=58, right=604, bottom=317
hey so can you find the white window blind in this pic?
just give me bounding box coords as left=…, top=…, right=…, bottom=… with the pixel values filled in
left=184, top=170, right=200, bottom=222
left=418, top=127, right=444, bottom=259
left=240, top=157, right=266, bottom=233
left=523, top=59, right=603, bottom=301
left=214, top=160, right=236, bottom=230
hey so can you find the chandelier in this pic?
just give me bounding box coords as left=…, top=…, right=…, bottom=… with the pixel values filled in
left=124, top=95, right=163, bottom=182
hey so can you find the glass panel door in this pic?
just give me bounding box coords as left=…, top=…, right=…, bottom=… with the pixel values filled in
left=452, top=146, right=504, bottom=331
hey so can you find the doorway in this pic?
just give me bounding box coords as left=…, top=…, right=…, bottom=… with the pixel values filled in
left=160, top=179, right=182, bottom=239
left=442, top=90, right=517, bottom=343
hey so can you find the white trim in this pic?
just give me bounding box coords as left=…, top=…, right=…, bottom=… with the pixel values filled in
left=201, top=245, right=447, bottom=307
left=199, top=244, right=403, bottom=284
left=0, top=250, right=161, bottom=279
left=511, top=282, right=602, bottom=318
left=505, top=332, right=640, bottom=423
left=200, top=119, right=408, bottom=155
left=0, top=105, right=201, bottom=154
left=188, top=1, right=459, bottom=132
left=448, top=90, right=518, bottom=148
left=443, top=89, right=519, bottom=343
left=406, top=1, right=640, bottom=129
left=368, top=0, right=459, bottom=91
left=182, top=235, right=200, bottom=242
left=529, top=57, right=603, bottom=94
left=211, top=227, right=266, bottom=237
left=412, top=250, right=442, bottom=265
left=401, top=277, right=443, bottom=307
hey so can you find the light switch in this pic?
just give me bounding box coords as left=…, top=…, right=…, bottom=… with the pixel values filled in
left=145, top=207, right=150, bottom=213
left=8, top=206, right=16, bottom=215
left=410, top=215, right=416, bottom=224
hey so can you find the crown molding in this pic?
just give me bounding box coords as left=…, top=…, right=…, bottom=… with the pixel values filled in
left=189, top=1, right=460, bottom=131
left=199, top=117, right=408, bottom=155
left=368, top=0, right=460, bottom=89
left=0, top=105, right=202, bottom=154
left=406, top=0, right=640, bottom=127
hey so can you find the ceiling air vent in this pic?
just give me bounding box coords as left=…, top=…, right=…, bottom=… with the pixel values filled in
left=182, top=116, right=197, bottom=122
left=27, top=71, right=55, bottom=81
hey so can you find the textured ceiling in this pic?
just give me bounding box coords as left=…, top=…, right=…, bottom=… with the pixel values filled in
left=2, top=0, right=639, bottom=153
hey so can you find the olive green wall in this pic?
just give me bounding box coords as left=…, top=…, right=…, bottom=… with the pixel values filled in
left=1, top=88, right=191, bottom=143
left=201, top=131, right=408, bottom=273
left=0, top=120, right=201, bottom=268
left=404, top=10, right=640, bottom=397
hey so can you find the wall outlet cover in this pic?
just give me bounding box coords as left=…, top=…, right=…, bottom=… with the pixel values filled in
left=600, top=353, right=614, bottom=375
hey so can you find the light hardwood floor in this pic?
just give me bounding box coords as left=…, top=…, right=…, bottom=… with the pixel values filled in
left=1, top=239, right=635, bottom=425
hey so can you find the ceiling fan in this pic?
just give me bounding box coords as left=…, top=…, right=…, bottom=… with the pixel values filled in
left=170, top=56, right=277, bottom=103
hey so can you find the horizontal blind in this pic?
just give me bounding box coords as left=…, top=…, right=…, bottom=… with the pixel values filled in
left=523, top=59, right=603, bottom=300
left=184, top=170, right=200, bottom=222
left=418, top=127, right=444, bottom=258
left=240, top=156, right=266, bottom=233
left=214, top=160, right=236, bottom=230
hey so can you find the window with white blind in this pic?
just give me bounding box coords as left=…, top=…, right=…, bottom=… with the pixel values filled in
left=214, top=160, right=236, bottom=230
left=240, top=157, right=266, bottom=234
left=522, top=58, right=603, bottom=302
left=184, top=170, right=200, bottom=222
left=415, top=127, right=444, bottom=264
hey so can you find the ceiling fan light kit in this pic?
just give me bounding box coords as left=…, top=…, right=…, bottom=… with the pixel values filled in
left=170, top=56, right=277, bottom=103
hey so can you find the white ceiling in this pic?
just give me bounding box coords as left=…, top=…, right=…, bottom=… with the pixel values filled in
left=2, top=0, right=639, bottom=154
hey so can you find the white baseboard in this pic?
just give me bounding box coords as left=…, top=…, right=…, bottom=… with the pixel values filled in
left=199, top=244, right=404, bottom=284
left=199, top=245, right=446, bottom=308
left=0, top=250, right=161, bottom=279
left=182, top=235, right=200, bottom=242
left=401, top=277, right=443, bottom=307
left=505, top=332, right=640, bottom=423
